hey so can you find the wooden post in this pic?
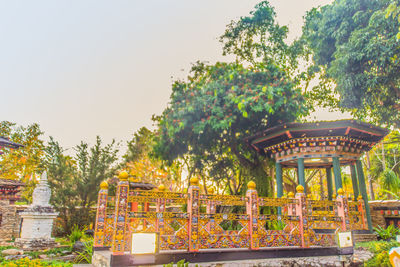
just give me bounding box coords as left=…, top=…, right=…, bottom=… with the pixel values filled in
left=336, top=188, right=350, bottom=231
left=188, top=177, right=200, bottom=252
left=356, top=160, right=373, bottom=231
left=156, top=185, right=167, bottom=234
left=94, top=181, right=109, bottom=248
left=111, top=171, right=130, bottom=255
left=206, top=187, right=216, bottom=233
left=357, top=195, right=367, bottom=230
left=298, top=158, right=306, bottom=193
left=350, top=163, right=359, bottom=200
left=276, top=162, right=283, bottom=215
left=295, top=185, right=309, bottom=248
left=246, top=181, right=259, bottom=250
left=332, top=157, right=343, bottom=192
left=326, top=168, right=333, bottom=201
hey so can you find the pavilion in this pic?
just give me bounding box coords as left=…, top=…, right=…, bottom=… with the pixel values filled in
left=245, top=120, right=389, bottom=231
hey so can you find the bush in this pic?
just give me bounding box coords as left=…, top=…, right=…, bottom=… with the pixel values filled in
left=356, top=240, right=400, bottom=267
left=74, top=239, right=93, bottom=264
left=67, top=225, right=85, bottom=244
left=0, top=257, right=72, bottom=266
left=374, top=224, right=399, bottom=240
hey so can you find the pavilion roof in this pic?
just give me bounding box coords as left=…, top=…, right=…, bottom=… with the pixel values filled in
left=0, top=136, right=23, bottom=149
left=0, top=178, right=25, bottom=187
left=246, top=120, right=389, bottom=154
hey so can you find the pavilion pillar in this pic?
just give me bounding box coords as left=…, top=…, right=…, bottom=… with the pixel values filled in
left=356, top=160, right=373, bottom=231
left=350, top=163, right=359, bottom=200
left=276, top=162, right=283, bottom=214
left=326, top=168, right=333, bottom=201
left=332, top=157, right=343, bottom=192
left=297, top=158, right=306, bottom=193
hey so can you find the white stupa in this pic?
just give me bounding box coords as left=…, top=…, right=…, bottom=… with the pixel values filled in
left=15, top=171, right=59, bottom=249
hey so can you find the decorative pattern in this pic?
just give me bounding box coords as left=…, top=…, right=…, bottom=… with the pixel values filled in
left=94, top=183, right=368, bottom=254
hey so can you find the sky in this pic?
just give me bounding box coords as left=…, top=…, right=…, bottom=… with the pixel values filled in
left=0, top=0, right=345, bottom=150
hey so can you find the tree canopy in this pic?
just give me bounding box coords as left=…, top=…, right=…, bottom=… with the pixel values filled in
left=301, top=0, right=400, bottom=127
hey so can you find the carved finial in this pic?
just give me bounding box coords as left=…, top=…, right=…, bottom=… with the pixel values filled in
left=158, top=184, right=166, bottom=191
left=337, top=188, right=344, bottom=195
left=190, top=177, right=199, bottom=185
left=100, top=181, right=108, bottom=189
left=288, top=192, right=295, bottom=198
left=247, top=181, right=256, bottom=190
left=118, top=171, right=129, bottom=181
left=296, top=185, right=304, bottom=193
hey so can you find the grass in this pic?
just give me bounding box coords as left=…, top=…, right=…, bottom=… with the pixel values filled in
left=356, top=240, right=400, bottom=267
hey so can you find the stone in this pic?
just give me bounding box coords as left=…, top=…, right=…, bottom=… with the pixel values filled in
left=73, top=241, right=85, bottom=252
left=2, top=248, right=23, bottom=255
left=15, top=171, right=58, bottom=250
left=38, top=254, right=48, bottom=259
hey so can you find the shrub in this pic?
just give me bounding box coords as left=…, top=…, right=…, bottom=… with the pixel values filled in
left=356, top=240, right=400, bottom=267
left=374, top=224, right=399, bottom=240
left=74, top=239, right=93, bottom=264
left=0, top=257, right=72, bottom=266
left=67, top=225, right=85, bottom=244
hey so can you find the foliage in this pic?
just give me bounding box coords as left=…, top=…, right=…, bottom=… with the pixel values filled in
left=45, top=136, right=119, bottom=235
left=266, top=220, right=286, bottom=230
left=124, top=127, right=183, bottom=190
left=67, top=225, right=85, bottom=244
left=0, top=257, right=72, bottom=267
left=374, top=224, right=400, bottom=240
left=0, top=121, right=45, bottom=201
left=386, top=0, right=400, bottom=39
left=163, top=259, right=189, bottom=267
left=356, top=240, right=400, bottom=267
left=74, top=239, right=93, bottom=264
left=301, top=0, right=400, bottom=127
left=154, top=62, right=306, bottom=196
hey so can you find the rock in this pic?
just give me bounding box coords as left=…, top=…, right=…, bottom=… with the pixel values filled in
left=2, top=248, right=23, bottom=255
left=4, top=255, right=31, bottom=260
left=61, top=250, right=71, bottom=255
left=72, top=241, right=85, bottom=252
left=38, top=254, right=48, bottom=259
left=84, top=229, right=94, bottom=237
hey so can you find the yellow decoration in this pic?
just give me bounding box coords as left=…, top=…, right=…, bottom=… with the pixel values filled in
left=100, top=181, right=108, bottom=189
left=296, top=185, right=304, bottom=193
left=190, top=177, right=199, bottom=185
left=118, top=171, right=129, bottom=180
left=288, top=192, right=295, bottom=198
left=332, top=193, right=337, bottom=199
left=357, top=195, right=363, bottom=200
left=158, top=184, right=166, bottom=191
left=247, top=181, right=256, bottom=190
left=337, top=188, right=344, bottom=195
left=208, top=187, right=215, bottom=194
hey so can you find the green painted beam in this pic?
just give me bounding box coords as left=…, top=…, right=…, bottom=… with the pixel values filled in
left=332, top=157, right=343, bottom=192
left=298, top=158, right=306, bottom=193
left=326, top=168, right=333, bottom=200
left=350, top=164, right=359, bottom=200
left=356, top=160, right=373, bottom=231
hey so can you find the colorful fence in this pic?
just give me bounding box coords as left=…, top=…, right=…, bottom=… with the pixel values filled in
left=94, top=176, right=368, bottom=255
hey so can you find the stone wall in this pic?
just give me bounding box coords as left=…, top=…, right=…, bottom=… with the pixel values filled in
left=369, top=200, right=400, bottom=228
left=0, top=200, right=26, bottom=241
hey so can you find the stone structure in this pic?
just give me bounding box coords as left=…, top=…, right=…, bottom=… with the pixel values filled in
left=369, top=200, right=400, bottom=229
left=15, top=171, right=58, bottom=250
left=0, top=179, right=26, bottom=241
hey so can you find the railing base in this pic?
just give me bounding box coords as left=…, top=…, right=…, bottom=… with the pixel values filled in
left=93, top=246, right=353, bottom=267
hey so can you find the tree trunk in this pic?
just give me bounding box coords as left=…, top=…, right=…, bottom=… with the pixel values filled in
left=250, top=162, right=271, bottom=197
left=366, top=152, right=375, bottom=200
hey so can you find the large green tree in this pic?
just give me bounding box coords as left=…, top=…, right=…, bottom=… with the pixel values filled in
left=45, top=136, right=119, bottom=234
left=0, top=121, right=45, bottom=201
left=301, top=0, right=400, bottom=127
left=154, top=61, right=306, bottom=196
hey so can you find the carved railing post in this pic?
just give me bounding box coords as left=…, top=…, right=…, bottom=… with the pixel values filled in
left=156, top=185, right=167, bottom=234
left=246, top=181, right=259, bottom=250
left=111, top=171, right=130, bottom=255
left=295, top=185, right=309, bottom=248
left=188, top=177, right=200, bottom=252
left=357, top=195, right=367, bottom=229
left=94, top=181, right=109, bottom=248
left=336, top=188, right=350, bottom=231
left=206, top=187, right=216, bottom=233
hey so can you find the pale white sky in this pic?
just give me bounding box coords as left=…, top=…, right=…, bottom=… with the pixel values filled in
left=0, top=0, right=347, bottom=149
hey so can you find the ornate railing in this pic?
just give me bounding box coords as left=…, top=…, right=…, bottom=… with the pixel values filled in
left=94, top=177, right=368, bottom=255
